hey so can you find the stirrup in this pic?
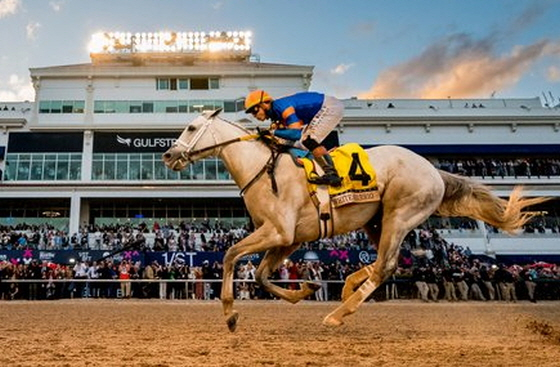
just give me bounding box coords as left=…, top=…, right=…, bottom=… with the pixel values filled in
left=309, top=173, right=342, bottom=187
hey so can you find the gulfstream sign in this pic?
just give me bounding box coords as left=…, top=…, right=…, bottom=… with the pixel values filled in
left=116, top=135, right=176, bottom=148
left=93, top=132, right=181, bottom=153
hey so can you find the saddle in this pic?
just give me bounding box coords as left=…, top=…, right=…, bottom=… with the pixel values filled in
left=289, top=143, right=380, bottom=238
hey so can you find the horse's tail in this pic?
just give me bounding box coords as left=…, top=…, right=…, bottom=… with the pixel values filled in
left=435, top=170, right=550, bottom=234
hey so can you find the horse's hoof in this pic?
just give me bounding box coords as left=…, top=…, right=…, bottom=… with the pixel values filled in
left=226, top=311, right=239, bottom=332
left=322, top=314, right=343, bottom=327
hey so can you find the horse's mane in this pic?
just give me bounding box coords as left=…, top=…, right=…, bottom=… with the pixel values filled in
left=216, top=114, right=254, bottom=135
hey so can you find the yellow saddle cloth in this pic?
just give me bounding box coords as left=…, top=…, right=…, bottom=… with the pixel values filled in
left=301, top=143, right=379, bottom=208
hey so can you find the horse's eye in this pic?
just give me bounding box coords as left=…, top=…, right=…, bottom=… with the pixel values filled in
left=187, top=125, right=196, bottom=132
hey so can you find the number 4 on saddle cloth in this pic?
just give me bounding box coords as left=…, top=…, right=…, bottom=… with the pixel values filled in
left=295, top=143, right=380, bottom=208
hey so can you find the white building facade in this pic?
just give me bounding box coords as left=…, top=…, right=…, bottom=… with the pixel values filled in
left=0, top=31, right=559, bottom=257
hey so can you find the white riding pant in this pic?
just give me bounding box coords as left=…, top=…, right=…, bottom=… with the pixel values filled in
left=300, top=95, right=343, bottom=146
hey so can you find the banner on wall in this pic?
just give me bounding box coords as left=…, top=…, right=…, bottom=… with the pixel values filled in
left=0, top=249, right=378, bottom=267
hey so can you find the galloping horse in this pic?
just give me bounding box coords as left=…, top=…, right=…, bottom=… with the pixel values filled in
left=162, top=109, right=548, bottom=331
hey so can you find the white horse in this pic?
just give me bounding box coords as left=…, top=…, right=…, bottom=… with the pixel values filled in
left=162, top=109, right=548, bottom=331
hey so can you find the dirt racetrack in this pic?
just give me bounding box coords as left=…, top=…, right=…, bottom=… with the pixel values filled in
left=1, top=299, right=559, bottom=367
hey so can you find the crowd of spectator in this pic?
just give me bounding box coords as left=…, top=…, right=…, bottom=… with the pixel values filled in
left=1, top=222, right=559, bottom=302
left=432, top=157, right=560, bottom=178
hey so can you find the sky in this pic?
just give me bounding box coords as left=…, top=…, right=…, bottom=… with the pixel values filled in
left=0, top=0, right=559, bottom=103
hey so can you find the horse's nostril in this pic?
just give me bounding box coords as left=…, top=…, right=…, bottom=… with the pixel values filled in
left=163, top=153, right=171, bottom=160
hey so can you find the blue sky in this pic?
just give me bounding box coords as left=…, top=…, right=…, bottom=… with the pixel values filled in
left=0, top=0, right=559, bottom=103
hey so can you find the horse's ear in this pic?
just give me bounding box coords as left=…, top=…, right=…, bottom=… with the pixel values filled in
left=209, top=108, right=223, bottom=119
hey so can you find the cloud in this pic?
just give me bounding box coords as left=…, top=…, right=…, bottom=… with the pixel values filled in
left=330, top=63, right=354, bottom=75
left=49, top=1, right=64, bottom=12
left=507, top=1, right=549, bottom=34
left=0, top=0, right=20, bottom=19
left=26, top=22, right=41, bottom=40
left=0, top=74, right=34, bottom=102
left=359, top=33, right=560, bottom=99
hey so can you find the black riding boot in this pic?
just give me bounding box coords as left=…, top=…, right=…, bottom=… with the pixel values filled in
left=310, top=154, right=342, bottom=187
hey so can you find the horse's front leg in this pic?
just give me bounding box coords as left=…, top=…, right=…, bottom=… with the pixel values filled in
left=255, top=245, right=320, bottom=304
left=221, top=224, right=293, bottom=332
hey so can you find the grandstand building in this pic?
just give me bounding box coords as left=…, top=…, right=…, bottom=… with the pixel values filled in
left=0, top=31, right=559, bottom=260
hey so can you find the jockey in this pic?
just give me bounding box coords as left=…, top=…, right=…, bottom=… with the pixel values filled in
left=244, top=90, right=343, bottom=187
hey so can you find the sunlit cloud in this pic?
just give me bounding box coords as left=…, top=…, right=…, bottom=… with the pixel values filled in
left=331, top=63, right=353, bottom=75
left=547, top=65, right=560, bottom=82
left=359, top=33, right=560, bottom=99
left=49, top=1, right=64, bottom=12
left=26, top=22, right=41, bottom=40
left=0, top=74, right=34, bottom=102
left=0, top=0, right=20, bottom=19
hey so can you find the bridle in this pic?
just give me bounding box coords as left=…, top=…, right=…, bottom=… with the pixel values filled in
left=171, top=115, right=279, bottom=195
left=173, top=115, right=258, bottom=164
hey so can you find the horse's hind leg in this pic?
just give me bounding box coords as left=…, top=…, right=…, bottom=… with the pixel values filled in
left=255, top=245, right=319, bottom=304
left=340, top=220, right=381, bottom=301
left=324, top=204, right=435, bottom=326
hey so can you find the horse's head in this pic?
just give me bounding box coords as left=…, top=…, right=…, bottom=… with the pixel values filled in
left=162, top=108, right=224, bottom=171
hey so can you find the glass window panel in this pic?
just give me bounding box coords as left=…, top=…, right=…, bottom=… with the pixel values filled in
left=104, top=155, right=116, bottom=180
left=116, top=156, right=128, bottom=180
left=165, top=100, right=178, bottom=113
left=154, top=101, right=167, bottom=113
left=43, top=155, right=56, bottom=180
left=178, top=79, right=189, bottom=89
left=192, top=161, right=204, bottom=179
left=142, top=102, right=154, bottom=113
left=94, top=101, right=105, bottom=113
left=50, top=101, right=62, bottom=114
left=114, top=101, right=128, bottom=113
left=209, top=78, right=219, bottom=89
left=105, top=101, right=116, bottom=113
left=141, top=154, right=153, bottom=180
left=62, top=101, right=73, bottom=113
left=178, top=101, right=188, bottom=112
left=39, top=101, right=51, bottom=113
left=236, top=99, right=245, bottom=112
left=205, top=159, right=217, bottom=180
left=130, top=101, right=142, bottom=113
left=157, top=79, right=170, bottom=90
left=56, top=154, right=70, bottom=180
left=69, top=158, right=81, bottom=180
left=4, top=155, right=18, bottom=181
left=74, top=100, right=85, bottom=113
left=30, top=155, right=44, bottom=180
left=154, top=157, right=168, bottom=179
left=129, top=154, right=140, bottom=180
left=223, top=100, right=236, bottom=113
left=92, top=155, right=104, bottom=180
left=217, top=160, right=230, bottom=180
left=179, top=166, right=192, bottom=180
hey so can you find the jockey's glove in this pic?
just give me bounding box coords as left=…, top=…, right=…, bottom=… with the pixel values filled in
left=257, top=127, right=273, bottom=139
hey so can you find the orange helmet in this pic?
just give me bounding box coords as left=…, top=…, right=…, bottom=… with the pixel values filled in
left=244, top=90, right=273, bottom=113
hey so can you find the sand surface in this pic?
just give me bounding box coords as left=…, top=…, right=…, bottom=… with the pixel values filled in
left=0, top=299, right=559, bottom=367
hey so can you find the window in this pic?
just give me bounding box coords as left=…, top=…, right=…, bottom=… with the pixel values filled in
left=209, top=78, right=219, bottom=89
left=129, top=101, right=142, bottom=113
left=38, top=100, right=85, bottom=114
left=190, top=78, right=209, bottom=90
left=178, top=79, right=189, bottom=90
left=93, top=98, right=244, bottom=114
left=4, top=153, right=81, bottom=181
left=157, top=79, right=170, bottom=90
